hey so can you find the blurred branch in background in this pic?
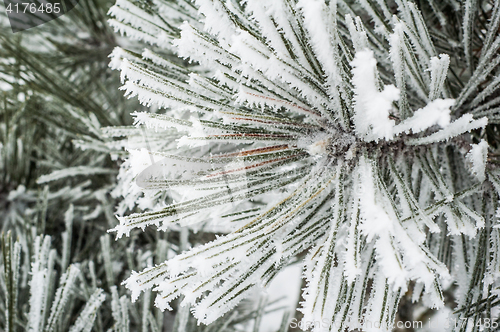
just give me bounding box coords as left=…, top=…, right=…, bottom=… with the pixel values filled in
left=0, top=0, right=271, bottom=330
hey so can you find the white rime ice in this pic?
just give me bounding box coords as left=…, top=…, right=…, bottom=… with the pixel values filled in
left=351, top=50, right=456, bottom=141
left=28, top=236, right=55, bottom=332
left=105, top=0, right=495, bottom=331
left=408, top=114, right=488, bottom=145
left=429, top=54, right=450, bottom=100
left=467, top=140, right=489, bottom=182
left=351, top=50, right=399, bottom=141
left=68, top=289, right=106, bottom=332
left=24, top=236, right=106, bottom=332
left=392, top=99, right=452, bottom=135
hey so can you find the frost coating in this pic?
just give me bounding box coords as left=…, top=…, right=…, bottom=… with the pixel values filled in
left=467, top=140, right=489, bottom=182
left=106, top=0, right=494, bottom=330
left=351, top=50, right=399, bottom=141
left=351, top=50, right=455, bottom=142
